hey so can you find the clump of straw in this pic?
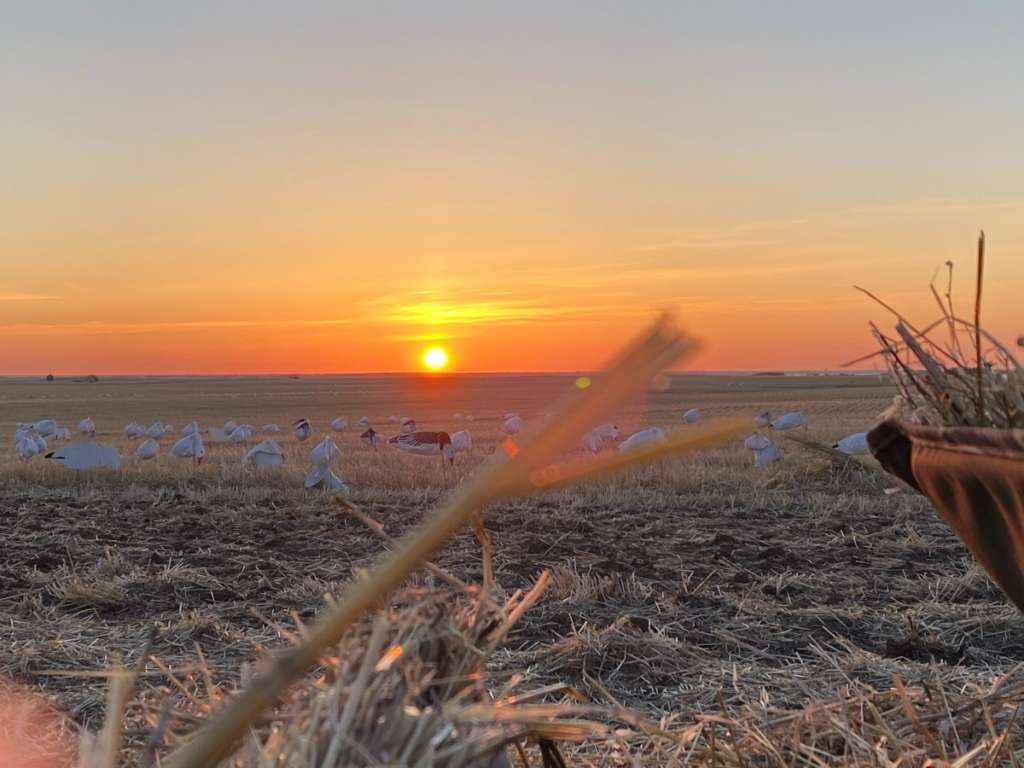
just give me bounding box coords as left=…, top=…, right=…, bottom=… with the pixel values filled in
left=194, top=579, right=615, bottom=766
left=118, top=544, right=676, bottom=766
left=850, top=232, right=1024, bottom=429
left=681, top=669, right=1024, bottom=765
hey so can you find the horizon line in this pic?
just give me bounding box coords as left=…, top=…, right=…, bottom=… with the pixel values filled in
left=0, top=368, right=882, bottom=378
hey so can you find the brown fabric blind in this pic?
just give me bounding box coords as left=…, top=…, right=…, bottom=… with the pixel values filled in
left=869, top=420, right=1024, bottom=612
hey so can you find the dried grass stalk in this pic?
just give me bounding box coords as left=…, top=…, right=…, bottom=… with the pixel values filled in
left=852, top=233, right=1023, bottom=429
left=137, top=574, right=683, bottom=766
left=249, top=582, right=565, bottom=767
left=677, top=671, right=1024, bottom=766
left=975, top=231, right=986, bottom=422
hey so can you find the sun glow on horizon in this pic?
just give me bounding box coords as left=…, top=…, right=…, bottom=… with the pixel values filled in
left=3, top=6, right=1023, bottom=375
left=421, top=346, right=449, bottom=371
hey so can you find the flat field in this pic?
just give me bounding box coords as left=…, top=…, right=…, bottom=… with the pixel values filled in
left=1, top=373, right=1021, bottom=755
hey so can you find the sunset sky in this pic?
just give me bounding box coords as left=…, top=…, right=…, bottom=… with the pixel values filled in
left=3, top=2, right=1022, bottom=374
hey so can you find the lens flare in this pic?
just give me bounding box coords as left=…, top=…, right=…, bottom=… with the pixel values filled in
left=422, top=346, right=448, bottom=371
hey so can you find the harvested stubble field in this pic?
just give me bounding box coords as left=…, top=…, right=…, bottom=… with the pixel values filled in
left=2, top=372, right=1023, bottom=763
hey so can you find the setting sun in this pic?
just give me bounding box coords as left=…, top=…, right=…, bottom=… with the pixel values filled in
left=421, top=346, right=449, bottom=371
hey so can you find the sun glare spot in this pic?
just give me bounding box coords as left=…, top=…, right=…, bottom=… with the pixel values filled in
left=422, top=346, right=449, bottom=371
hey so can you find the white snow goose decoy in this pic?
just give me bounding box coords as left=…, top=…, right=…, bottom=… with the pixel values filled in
left=33, top=419, right=58, bottom=438
left=15, top=432, right=45, bottom=461
left=244, top=439, right=285, bottom=467
left=293, top=418, right=312, bottom=442
left=262, top=424, right=280, bottom=434
left=618, top=427, right=667, bottom=452
left=449, top=429, right=472, bottom=454
left=744, top=434, right=780, bottom=469
left=304, top=465, right=349, bottom=493
left=77, top=417, right=96, bottom=437
left=833, top=431, right=869, bottom=455
left=683, top=408, right=701, bottom=424
left=46, top=442, right=121, bottom=470
left=582, top=423, right=619, bottom=453
left=310, top=436, right=342, bottom=466
left=360, top=427, right=381, bottom=448
left=399, top=416, right=416, bottom=434
left=207, top=427, right=230, bottom=442
left=146, top=421, right=170, bottom=440
left=304, top=434, right=347, bottom=492
left=172, top=431, right=205, bottom=464
left=753, top=410, right=772, bottom=428
left=136, top=438, right=159, bottom=461
left=331, top=416, right=348, bottom=432
left=770, top=411, right=807, bottom=430
left=502, top=414, right=523, bottom=436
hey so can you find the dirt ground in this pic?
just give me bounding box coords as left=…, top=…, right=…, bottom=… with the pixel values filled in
left=1, top=373, right=1021, bottom=746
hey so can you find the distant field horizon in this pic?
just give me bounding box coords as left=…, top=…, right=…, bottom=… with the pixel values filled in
left=0, top=368, right=886, bottom=380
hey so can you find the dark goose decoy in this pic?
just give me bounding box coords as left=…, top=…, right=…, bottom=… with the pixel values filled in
left=389, top=431, right=456, bottom=465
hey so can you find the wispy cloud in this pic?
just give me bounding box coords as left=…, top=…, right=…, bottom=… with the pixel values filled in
left=635, top=196, right=1024, bottom=257
left=0, top=318, right=353, bottom=336
left=834, top=198, right=1024, bottom=217
left=0, top=292, right=59, bottom=302
left=385, top=300, right=567, bottom=325
left=355, top=279, right=663, bottom=333
left=663, top=292, right=874, bottom=313
left=379, top=330, right=474, bottom=342
left=352, top=256, right=893, bottom=336
left=361, top=284, right=593, bottom=327
left=503, top=255, right=894, bottom=295
left=730, top=197, right=1024, bottom=235
left=633, top=237, right=781, bottom=253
